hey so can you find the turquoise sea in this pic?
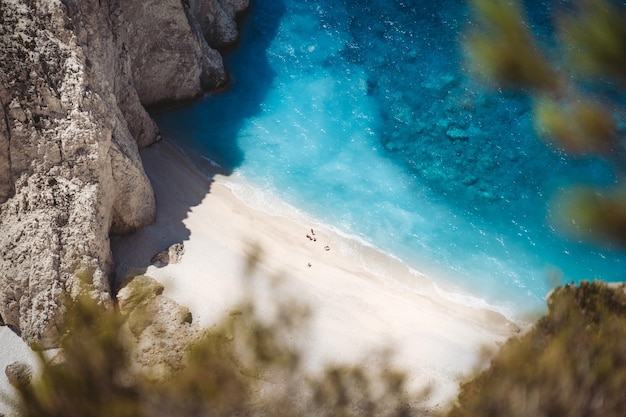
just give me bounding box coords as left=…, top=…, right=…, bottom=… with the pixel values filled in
left=154, top=0, right=626, bottom=317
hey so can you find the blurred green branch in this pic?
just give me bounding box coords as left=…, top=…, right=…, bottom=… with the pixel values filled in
left=466, top=0, right=626, bottom=248
left=3, top=270, right=430, bottom=417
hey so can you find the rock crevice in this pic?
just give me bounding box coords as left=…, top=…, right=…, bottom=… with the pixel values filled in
left=0, top=98, right=14, bottom=202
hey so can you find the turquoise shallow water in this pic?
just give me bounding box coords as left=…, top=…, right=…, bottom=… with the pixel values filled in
left=154, top=0, right=626, bottom=316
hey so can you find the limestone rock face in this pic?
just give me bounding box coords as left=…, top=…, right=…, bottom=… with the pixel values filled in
left=117, top=275, right=199, bottom=380
left=121, top=0, right=225, bottom=107
left=0, top=0, right=121, bottom=347
left=0, top=0, right=246, bottom=347
left=189, top=0, right=249, bottom=49
left=121, top=0, right=248, bottom=107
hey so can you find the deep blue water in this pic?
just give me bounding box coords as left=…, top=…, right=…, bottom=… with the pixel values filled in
left=155, top=0, right=626, bottom=317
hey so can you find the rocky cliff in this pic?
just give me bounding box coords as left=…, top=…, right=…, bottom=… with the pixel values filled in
left=0, top=0, right=247, bottom=348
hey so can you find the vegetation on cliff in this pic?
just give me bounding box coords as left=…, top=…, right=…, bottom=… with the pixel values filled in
left=6, top=274, right=626, bottom=417
left=449, top=281, right=626, bottom=417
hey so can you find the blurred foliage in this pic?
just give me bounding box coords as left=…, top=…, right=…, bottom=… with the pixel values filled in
left=559, top=0, right=626, bottom=81
left=466, top=0, right=626, bottom=248
left=14, top=293, right=141, bottom=417
left=554, top=186, right=626, bottom=246
left=448, top=281, right=626, bottom=417
left=458, top=3, right=626, bottom=414
left=466, top=0, right=557, bottom=90
left=4, top=274, right=429, bottom=417
left=533, top=97, right=615, bottom=155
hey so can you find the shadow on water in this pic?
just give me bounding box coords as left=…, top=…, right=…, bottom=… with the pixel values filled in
left=111, top=0, right=286, bottom=287
left=152, top=0, right=286, bottom=173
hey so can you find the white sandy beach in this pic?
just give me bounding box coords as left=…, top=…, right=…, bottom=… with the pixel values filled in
left=112, top=139, right=526, bottom=408
left=0, top=138, right=526, bottom=412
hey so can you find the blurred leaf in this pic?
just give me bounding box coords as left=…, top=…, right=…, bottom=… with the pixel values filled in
left=552, top=186, right=626, bottom=247
left=8, top=274, right=429, bottom=417
left=533, top=97, right=615, bottom=155
left=18, top=293, right=142, bottom=417
left=466, top=0, right=557, bottom=90
left=560, top=0, right=626, bottom=81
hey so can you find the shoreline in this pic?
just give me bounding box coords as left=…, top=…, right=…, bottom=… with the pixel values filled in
left=219, top=173, right=533, bottom=323
left=112, top=138, right=528, bottom=408
left=171, top=139, right=535, bottom=324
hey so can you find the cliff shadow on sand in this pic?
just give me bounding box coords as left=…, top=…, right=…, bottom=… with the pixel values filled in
left=110, top=139, right=213, bottom=288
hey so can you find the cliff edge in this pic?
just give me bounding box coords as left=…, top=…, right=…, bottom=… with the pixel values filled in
left=0, top=0, right=247, bottom=348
